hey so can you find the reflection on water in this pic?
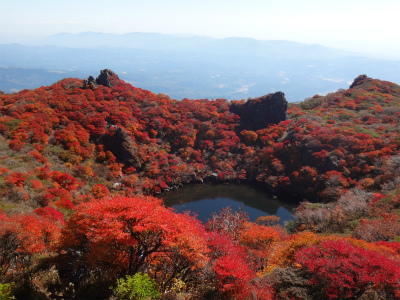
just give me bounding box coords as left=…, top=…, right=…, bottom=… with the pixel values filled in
left=159, top=184, right=296, bottom=224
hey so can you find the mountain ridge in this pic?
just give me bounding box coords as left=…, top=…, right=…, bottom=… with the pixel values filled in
left=1, top=32, right=399, bottom=102
left=40, top=31, right=357, bottom=58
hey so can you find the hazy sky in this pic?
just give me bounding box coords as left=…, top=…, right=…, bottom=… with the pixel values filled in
left=1, top=0, right=400, bottom=59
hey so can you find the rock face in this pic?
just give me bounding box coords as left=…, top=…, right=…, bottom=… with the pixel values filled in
left=96, top=69, right=120, bottom=87
left=101, top=125, right=140, bottom=168
left=229, top=92, right=288, bottom=131
left=349, top=74, right=372, bottom=89
left=82, top=69, right=120, bottom=89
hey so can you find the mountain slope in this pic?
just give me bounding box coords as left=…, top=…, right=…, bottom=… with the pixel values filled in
left=2, top=72, right=400, bottom=299
left=0, top=70, right=400, bottom=206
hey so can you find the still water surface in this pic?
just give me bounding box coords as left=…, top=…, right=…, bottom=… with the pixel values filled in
left=160, top=184, right=296, bottom=224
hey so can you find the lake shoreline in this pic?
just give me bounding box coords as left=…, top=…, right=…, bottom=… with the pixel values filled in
left=158, top=182, right=297, bottom=224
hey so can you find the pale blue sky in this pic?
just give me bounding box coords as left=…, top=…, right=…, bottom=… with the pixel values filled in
left=1, top=0, right=399, bottom=59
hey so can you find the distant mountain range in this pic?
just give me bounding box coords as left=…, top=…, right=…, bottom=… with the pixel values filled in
left=1, top=32, right=399, bottom=101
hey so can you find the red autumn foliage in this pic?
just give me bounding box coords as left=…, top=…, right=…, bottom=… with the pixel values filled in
left=207, top=232, right=273, bottom=299
left=8, top=139, right=24, bottom=151
left=5, top=172, right=28, bottom=188
left=52, top=173, right=81, bottom=190
left=295, top=239, right=400, bottom=299
left=33, top=207, right=64, bottom=224
left=2, top=72, right=400, bottom=297
left=59, top=196, right=209, bottom=281
left=0, top=213, right=61, bottom=277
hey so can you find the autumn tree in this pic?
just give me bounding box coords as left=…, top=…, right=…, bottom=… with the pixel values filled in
left=0, top=213, right=61, bottom=280
left=58, top=196, right=209, bottom=293
left=206, top=206, right=249, bottom=240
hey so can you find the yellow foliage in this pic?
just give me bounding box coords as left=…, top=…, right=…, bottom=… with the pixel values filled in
left=264, top=231, right=326, bottom=274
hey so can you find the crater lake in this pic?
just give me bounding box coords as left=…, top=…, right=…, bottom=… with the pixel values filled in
left=159, top=183, right=296, bottom=224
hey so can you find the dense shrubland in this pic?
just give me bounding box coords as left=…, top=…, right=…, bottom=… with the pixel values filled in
left=1, top=72, right=400, bottom=299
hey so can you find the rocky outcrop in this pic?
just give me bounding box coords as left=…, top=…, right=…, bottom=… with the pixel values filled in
left=229, top=92, right=288, bottom=131
left=349, top=74, right=372, bottom=89
left=101, top=125, right=140, bottom=168
left=82, top=69, right=120, bottom=89
left=82, top=76, right=97, bottom=89
left=96, top=69, right=120, bottom=87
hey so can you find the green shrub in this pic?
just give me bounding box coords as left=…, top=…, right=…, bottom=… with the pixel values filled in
left=112, top=273, right=160, bottom=300
left=300, top=96, right=323, bottom=110
left=0, top=283, right=15, bottom=300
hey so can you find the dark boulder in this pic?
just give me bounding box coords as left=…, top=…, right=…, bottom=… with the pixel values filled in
left=229, top=92, right=288, bottom=131
left=96, top=69, right=119, bottom=88
left=82, top=69, right=120, bottom=89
